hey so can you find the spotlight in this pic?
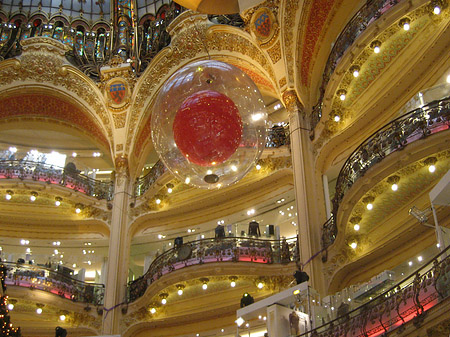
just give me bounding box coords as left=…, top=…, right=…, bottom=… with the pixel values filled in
left=160, top=293, right=168, bottom=304
left=36, top=308, right=42, bottom=314
left=424, top=157, right=437, bottom=173
left=55, top=197, right=62, bottom=206
left=362, top=196, right=375, bottom=210
left=75, top=203, right=83, bottom=214
left=334, top=114, right=340, bottom=122
left=176, top=284, right=185, bottom=295
left=350, top=242, right=357, bottom=249
left=350, top=65, right=360, bottom=77
left=149, top=307, right=156, bottom=314
left=257, top=282, right=264, bottom=289
left=166, top=183, right=174, bottom=194
left=337, top=89, right=347, bottom=101
left=370, top=40, right=381, bottom=53
left=387, top=175, right=400, bottom=191
left=5, top=190, right=13, bottom=200
left=399, top=18, right=411, bottom=31
left=431, top=0, right=443, bottom=14
left=200, top=278, right=209, bottom=290
left=30, top=191, right=38, bottom=202
left=230, top=276, right=237, bottom=287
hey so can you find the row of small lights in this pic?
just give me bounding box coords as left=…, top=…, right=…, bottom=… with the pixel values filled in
left=154, top=164, right=263, bottom=203
left=333, top=3, right=446, bottom=122
left=6, top=146, right=101, bottom=159
left=348, top=157, right=438, bottom=249
left=151, top=278, right=264, bottom=311
left=4, top=191, right=85, bottom=213
left=7, top=300, right=66, bottom=320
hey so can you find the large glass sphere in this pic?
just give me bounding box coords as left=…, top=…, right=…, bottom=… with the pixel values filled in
left=151, top=60, right=267, bottom=189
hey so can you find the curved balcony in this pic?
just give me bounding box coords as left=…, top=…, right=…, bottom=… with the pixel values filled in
left=300, top=244, right=450, bottom=336
left=0, top=159, right=114, bottom=200
left=322, top=96, right=450, bottom=249
left=133, top=124, right=291, bottom=197
left=128, top=236, right=299, bottom=302
left=311, top=0, right=402, bottom=129
left=3, top=261, right=104, bottom=305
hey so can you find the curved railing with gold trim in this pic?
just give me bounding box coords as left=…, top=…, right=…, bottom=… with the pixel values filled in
left=0, top=160, right=114, bottom=200
left=128, top=236, right=298, bottom=302
left=299, top=244, right=450, bottom=336
left=3, top=261, right=105, bottom=305
left=322, top=96, right=450, bottom=250
left=311, top=0, right=401, bottom=129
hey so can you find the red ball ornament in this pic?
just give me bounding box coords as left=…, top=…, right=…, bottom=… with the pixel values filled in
left=173, top=90, right=243, bottom=167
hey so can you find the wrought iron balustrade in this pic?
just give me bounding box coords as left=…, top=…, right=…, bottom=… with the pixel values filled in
left=2, top=261, right=104, bottom=306
left=322, top=96, right=450, bottom=250
left=128, top=236, right=298, bottom=302
left=0, top=159, right=114, bottom=200
left=311, top=0, right=401, bottom=129
left=299, top=244, right=450, bottom=336
left=134, top=124, right=291, bottom=197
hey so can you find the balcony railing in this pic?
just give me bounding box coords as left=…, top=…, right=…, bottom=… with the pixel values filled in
left=3, top=261, right=104, bottom=306
left=311, top=0, right=401, bottom=129
left=0, top=159, right=114, bottom=200
left=322, top=96, right=450, bottom=250
left=128, top=236, right=298, bottom=302
left=134, top=124, right=291, bottom=197
left=299, top=244, right=450, bottom=336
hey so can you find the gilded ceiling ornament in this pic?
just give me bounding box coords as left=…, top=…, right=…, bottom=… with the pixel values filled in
left=0, top=38, right=113, bottom=141
left=279, top=76, right=286, bottom=88
left=267, top=41, right=282, bottom=63
left=250, top=7, right=279, bottom=47
left=282, top=89, right=302, bottom=111
left=282, top=0, right=300, bottom=84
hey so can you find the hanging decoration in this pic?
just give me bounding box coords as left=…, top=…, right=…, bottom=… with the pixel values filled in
left=152, top=60, right=267, bottom=189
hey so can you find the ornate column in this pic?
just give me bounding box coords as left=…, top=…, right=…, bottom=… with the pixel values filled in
left=282, top=89, right=324, bottom=293
left=102, top=155, right=132, bottom=333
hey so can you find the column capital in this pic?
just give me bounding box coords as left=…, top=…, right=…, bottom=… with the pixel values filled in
left=282, top=89, right=302, bottom=112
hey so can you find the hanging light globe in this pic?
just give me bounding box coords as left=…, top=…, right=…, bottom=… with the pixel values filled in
left=151, top=60, right=267, bottom=189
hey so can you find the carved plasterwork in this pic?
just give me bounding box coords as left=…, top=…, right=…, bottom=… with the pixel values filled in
left=0, top=38, right=113, bottom=141
left=282, top=89, right=301, bottom=111
left=279, top=76, right=286, bottom=88
left=282, top=0, right=300, bottom=84
left=250, top=7, right=280, bottom=48
left=267, top=41, right=282, bottom=63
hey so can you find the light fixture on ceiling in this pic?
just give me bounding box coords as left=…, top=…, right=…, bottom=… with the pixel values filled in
left=362, top=196, right=375, bottom=210
left=155, top=195, right=162, bottom=205
left=30, top=191, right=38, bottom=202
left=5, top=190, right=13, bottom=200
left=160, top=293, right=168, bottom=305
left=350, top=216, right=361, bottom=231
left=55, top=196, right=62, bottom=206
left=176, top=284, right=185, bottom=295
left=166, top=183, right=174, bottom=194
left=350, top=242, right=357, bottom=249
left=337, top=89, right=347, bottom=101
left=235, top=317, right=245, bottom=327
left=350, top=65, right=360, bottom=78
left=256, top=278, right=264, bottom=289
left=149, top=307, right=156, bottom=314
left=430, top=0, right=445, bottom=14
left=333, top=112, right=341, bottom=122
left=387, top=175, right=400, bottom=191
left=36, top=303, right=44, bottom=315
left=424, top=157, right=437, bottom=173
left=399, top=17, right=411, bottom=31
left=200, top=278, right=209, bottom=290
left=230, top=276, right=237, bottom=288
left=75, top=203, right=84, bottom=214
left=370, top=40, right=382, bottom=53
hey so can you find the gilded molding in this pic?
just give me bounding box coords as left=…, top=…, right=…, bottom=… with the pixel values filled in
left=0, top=39, right=113, bottom=141
left=267, top=41, right=282, bottom=63
left=279, top=76, right=286, bottom=88
left=282, top=0, right=300, bottom=83
left=282, top=89, right=301, bottom=111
